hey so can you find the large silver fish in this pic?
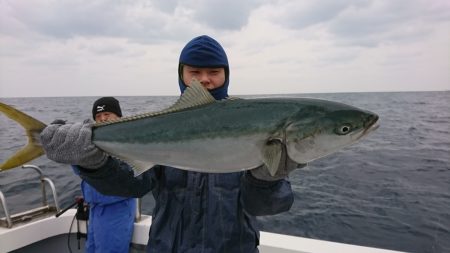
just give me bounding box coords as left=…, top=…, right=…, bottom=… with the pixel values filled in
left=0, top=80, right=379, bottom=176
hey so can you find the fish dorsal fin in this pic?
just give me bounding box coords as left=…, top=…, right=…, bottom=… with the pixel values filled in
left=164, top=79, right=216, bottom=113
left=94, top=79, right=215, bottom=127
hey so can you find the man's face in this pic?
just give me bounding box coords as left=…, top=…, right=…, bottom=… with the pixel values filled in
left=182, top=65, right=226, bottom=90
left=95, top=112, right=120, bottom=123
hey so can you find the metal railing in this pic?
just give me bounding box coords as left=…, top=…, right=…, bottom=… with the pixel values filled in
left=0, top=164, right=60, bottom=228
left=22, top=165, right=60, bottom=212
left=0, top=191, right=12, bottom=228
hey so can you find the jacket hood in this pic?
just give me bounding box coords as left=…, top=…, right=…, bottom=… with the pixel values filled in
left=178, top=35, right=229, bottom=100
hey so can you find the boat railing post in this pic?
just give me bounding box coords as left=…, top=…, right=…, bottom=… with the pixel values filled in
left=22, top=165, right=47, bottom=206
left=22, top=165, right=60, bottom=212
left=0, top=190, right=13, bottom=228
left=135, top=198, right=142, bottom=222
left=42, top=177, right=60, bottom=212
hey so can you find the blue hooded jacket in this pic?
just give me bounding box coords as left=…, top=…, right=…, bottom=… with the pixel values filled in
left=178, top=35, right=230, bottom=100
left=78, top=35, right=294, bottom=253
left=73, top=165, right=136, bottom=253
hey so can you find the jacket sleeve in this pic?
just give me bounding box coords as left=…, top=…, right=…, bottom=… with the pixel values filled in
left=76, top=156, right=157, bottom=198
left=240, top=171, right=294, bottom=216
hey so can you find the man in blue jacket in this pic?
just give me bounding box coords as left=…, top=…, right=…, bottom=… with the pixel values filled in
left=75, top=97, right=136, bottom=253
left=40, top=35, right=301, bottom=253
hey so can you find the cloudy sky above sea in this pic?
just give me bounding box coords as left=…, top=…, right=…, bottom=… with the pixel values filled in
left=0, top=0, right=449, bottom=97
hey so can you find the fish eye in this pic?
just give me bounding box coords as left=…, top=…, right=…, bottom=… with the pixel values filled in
left=336, top=124, right=352, bottom=135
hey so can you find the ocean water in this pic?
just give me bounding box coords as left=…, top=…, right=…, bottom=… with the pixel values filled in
left=0, top=91, right=449, bottom=253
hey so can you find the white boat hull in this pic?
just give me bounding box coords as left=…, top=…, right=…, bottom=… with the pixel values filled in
left=0, top=209, right=405, bottom=253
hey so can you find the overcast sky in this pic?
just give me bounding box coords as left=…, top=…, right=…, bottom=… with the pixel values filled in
left=0, top=0, right=449, bottom=97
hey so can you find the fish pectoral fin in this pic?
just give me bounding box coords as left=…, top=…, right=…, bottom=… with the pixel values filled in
left=129, top=160, right=154, bottom=177
left=262, top=140, right=283, bottom=177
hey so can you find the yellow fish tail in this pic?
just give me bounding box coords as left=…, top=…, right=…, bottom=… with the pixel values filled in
left=0, top=102, right=47, bottom=171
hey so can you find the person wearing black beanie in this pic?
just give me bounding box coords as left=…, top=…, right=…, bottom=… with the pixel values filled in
left=77, top=97, right=135, bottom=253
left=92, top=97, right=122, bottom=121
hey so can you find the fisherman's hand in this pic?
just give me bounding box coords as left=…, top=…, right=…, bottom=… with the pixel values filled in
left=40, top=119, right=107, bottom=169
left=251, top=159, right=305, bottom=181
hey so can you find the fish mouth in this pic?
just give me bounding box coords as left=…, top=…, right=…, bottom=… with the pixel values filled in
left=352, top=114, right=379, bottom=142
left=363, top=114, right=379, bottom=135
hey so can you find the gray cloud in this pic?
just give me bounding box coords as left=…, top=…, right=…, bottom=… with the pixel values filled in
left=328, top=0, right=450, bottom=46
left=189, top=0, right=260, bottom=30
left=270, top=0, right=450, bottom=48
left=273, top=0, right=371, bottom=29
left=0, top=0, right=263, bottom=43
left=0, top=0, right=269, bottom=48
left=1, top=1, right=169, bottom=43
left=152, top=0, right=179, bottom=13
left=3, top=0, right=448, bottom=47
left=4, top=1, right=123, bottom=38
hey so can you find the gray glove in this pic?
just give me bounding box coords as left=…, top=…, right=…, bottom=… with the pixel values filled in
left=251, top=142, right=306, bottom=181
left=40, top=119, right=107, bottom=169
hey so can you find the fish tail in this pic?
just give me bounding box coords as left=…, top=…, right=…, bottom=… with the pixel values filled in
left=0, top=102, right=47, bottom=171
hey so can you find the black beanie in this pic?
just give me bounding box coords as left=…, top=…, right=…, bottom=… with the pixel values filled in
left=92, top=97, right=122, bottom=119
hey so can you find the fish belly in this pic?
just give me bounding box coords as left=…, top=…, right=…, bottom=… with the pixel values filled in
left=94, top=134, right=266, bottom=173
